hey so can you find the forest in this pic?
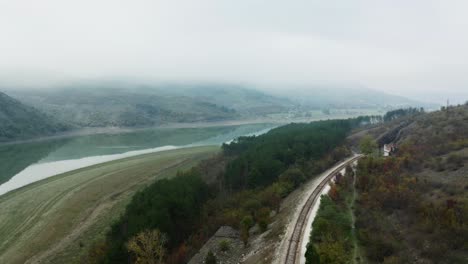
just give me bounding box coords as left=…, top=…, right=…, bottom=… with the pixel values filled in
left=87, top=118, right=364, bottom=263
left=222, top=120, right=352, bottom=189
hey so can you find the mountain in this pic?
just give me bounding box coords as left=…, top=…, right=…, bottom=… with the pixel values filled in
left=7, top=83, right=295, bottom=128
left=0, top=91, right=68, bottom=142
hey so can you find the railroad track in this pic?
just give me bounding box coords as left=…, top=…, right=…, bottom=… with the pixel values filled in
left=284, top=155, right=362, bottom=264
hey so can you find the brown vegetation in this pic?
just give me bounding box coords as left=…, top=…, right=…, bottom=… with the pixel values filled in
left=354, top=105, right=468, bottom=263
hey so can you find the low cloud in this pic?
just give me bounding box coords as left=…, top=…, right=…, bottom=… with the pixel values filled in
left=1, top=0, right=468, bottom=103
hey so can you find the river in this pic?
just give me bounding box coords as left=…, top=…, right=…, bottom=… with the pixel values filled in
left=0, top=123, right=275, bottom=196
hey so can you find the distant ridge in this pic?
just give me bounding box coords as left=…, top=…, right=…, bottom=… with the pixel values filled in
left=266, top=85, right=438, bottom=109
left=6, top=84, right=294, bottom=128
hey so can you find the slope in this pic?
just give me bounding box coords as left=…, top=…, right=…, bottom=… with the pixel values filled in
left=0, top=91, right=68, bottom=142
left=352, top=104, right=468, bottom=263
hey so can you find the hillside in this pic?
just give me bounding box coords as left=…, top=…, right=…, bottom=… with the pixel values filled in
left=7, top=84, right=294, bottom=128
left=147, top=84, right=295, bottom=115
left=0, top=91, right=68, bottom=142
left=328, top=104, right=468, bottom=263
left=6, top=83, right=431, bottom=131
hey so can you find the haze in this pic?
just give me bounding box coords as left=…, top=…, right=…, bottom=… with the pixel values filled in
left=1, top=0, right=468, bottom=104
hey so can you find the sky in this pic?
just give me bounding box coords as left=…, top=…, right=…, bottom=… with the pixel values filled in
left=1, top=0, right=468, bottom=104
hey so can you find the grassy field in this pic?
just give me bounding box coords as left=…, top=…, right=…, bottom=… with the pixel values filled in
left=0, top=146, right=219, bottom=264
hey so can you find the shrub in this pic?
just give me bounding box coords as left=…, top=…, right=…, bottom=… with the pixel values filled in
left=218, top=240, right=230, bottom=252
left=257, top=207, right=271, bottom=232
left=240, top=215, right=254, bottom=246
left=205, top=250, right=217, bottom=264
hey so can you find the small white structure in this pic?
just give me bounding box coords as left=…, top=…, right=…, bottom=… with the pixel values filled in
left=383, top=143, right=396, bottom=157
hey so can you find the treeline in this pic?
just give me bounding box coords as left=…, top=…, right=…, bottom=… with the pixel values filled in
left=383, top=107, right=424, bottom=122
left=88, top=118, right=369, bottom=263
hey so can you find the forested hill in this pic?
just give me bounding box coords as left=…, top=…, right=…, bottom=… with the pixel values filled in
left=0, top=91, right=68, bottom=142
left=310, top=103, right=468, bottom=264
left=7, top=88, right=238, bottom=127
left=89, top=118, right=365, bottom=263
left=5, top=83, right=430, bottom=130
left=6, top=84, right=294, bottom=128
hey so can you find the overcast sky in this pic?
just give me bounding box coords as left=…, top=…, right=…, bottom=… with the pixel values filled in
left=1, top=0, right=468, bottom=103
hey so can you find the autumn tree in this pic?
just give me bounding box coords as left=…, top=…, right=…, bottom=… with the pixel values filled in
left=126, top=229, right=167, bottom=264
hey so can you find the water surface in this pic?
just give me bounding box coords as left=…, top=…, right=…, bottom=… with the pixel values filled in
left=0, top=123, right=274, bottom=196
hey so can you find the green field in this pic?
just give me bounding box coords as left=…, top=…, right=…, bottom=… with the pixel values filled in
left=0, top=146, right=219, bottom=264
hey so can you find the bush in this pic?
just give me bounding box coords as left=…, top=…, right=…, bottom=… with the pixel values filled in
left=257, top=207, right=271, bottom=232
left=205, top=250, right=217, bottom=264
left=240, top=215, right=254, bottom=246
left=218, top=240, right=230, bottom=252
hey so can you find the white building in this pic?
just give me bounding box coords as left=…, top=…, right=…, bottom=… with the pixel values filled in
left=383, top=143, right=396, bottom=157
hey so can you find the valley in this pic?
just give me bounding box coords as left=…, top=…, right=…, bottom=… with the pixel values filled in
left=2, top=2, right=467, bottom=263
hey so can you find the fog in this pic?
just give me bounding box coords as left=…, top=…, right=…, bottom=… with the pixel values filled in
left=1, top=0, right=468, bottom=103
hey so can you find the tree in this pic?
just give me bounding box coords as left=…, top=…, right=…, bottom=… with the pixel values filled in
left=328, top=184, right=340, bottom=201
left=280, top=167, right=306, bottom=187
left=305, top=243, right=320, bottom=264
left=257, top=207, right=271, bottom=232
left=126, top=229, right=167, bottom=264
left=360, top=135, right=377, bottom=155
left=240, top=215, right=254, bottom=246
left=205, top=250, right=217, bottom=264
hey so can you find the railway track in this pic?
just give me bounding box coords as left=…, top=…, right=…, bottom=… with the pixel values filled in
left=284, top=155, right=362, bottom=264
